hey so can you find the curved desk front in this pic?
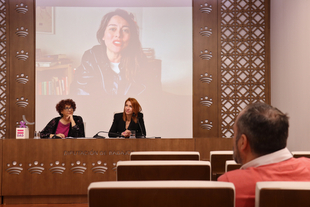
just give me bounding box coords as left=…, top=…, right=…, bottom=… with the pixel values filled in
left=1, top=138, right=233, bottom=204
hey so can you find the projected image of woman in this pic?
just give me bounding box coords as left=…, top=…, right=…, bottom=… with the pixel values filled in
left=40, top=99, right=85, bottom=139
left=109, top=97, right=146, bottom=138
left=70, top=9, right=148, bottom=96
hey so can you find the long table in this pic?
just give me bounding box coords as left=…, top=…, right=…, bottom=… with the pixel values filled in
left=1, top=138, right=233, bottom=204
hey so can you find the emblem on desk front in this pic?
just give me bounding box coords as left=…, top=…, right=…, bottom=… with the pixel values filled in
left=91, top=161, right=108, bottom=174
left=49, top=161, right=66, bottom=174
left=6, top=161, right=23, bottom=175
left=70, top=161, right=87, bottom=174
left=112, top=163, right=117, bottom=172
left=28, top=161, right=45, bottom=174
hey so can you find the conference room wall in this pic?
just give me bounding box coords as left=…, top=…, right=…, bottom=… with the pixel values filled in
left=271, top=0, right=310, bottom=151
left=2, top=0, right=270, bottom=139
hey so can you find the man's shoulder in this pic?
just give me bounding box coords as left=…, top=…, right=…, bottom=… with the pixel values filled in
left=218, top=169, right=249, bottom=181
left=219, top=157, right=310, bottom=181
left=295, top=156, right=310, bottom=162
left=292, top=157, right=310, bottom=167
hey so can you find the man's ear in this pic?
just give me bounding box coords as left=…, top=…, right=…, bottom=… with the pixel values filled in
left=238, top=134, right=248, bottom=151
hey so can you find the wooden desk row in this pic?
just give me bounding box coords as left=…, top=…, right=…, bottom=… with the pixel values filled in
left=0, top=138, right=233, bottom=204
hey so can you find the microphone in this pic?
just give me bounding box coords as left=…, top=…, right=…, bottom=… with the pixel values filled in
left=93, top=131, right=122, bottom=138
left=135, top=113, right=145, bottom=138
left=93, top=131, right=106, bottom=139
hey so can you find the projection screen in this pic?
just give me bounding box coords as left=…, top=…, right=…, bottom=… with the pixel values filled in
left=35, top=0, right=192, bottom=138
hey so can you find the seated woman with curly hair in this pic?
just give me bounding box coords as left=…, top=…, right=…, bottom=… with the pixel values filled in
left=40, top=99, right=85, bottom=139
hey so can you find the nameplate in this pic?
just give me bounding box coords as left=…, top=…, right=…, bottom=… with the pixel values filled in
left=16, top=128, right=29, bottom=139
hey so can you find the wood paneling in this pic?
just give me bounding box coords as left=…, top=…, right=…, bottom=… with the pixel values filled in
left=1, top=138, right=233, bottom=204
left=3, top=196, right=88, bottom=205
left=195, top=137, right=233, bottom=160
left=193, top=0, right=270, bottom=138
left=6, top=0, right=35, bottom=139
left=193, top=0, right=219, bottom=137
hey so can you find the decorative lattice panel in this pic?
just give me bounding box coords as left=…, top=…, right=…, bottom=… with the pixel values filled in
left=220, top=0, right=269, bottom=137
left=0, top=0, right=6, bottom=138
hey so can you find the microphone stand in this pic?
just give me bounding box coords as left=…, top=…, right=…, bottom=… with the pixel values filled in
left=93, top=131, right=106, bottom=138
left=136, top=114, right=145, bottom=138
left=93, top=131, right=122, bottom=138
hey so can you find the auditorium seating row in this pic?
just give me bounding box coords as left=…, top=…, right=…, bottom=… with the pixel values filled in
left=130, top=150, right=241, bottom=180
left=88, top=151, right=310, bottom=207
left=88, top=181, right=310, bottom=207
left=126, top=150, right=310, bottom=181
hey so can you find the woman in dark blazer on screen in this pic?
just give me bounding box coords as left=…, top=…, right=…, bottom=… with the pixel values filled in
left=109, top=97, right=146, bottom=138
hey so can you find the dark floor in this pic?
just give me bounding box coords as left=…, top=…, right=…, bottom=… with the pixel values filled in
left=1, top=205, right=88, bottom=207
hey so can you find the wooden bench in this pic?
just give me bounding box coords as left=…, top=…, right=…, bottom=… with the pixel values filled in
left=88, top=180, right=235, bottom=207
left=255, top=181, right=310, bottom=207
left=130, top=151, right=200, bottom=160
left=117, top=160, right=210, bottom=181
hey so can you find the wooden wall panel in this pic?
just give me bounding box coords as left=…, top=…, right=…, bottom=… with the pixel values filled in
left=0, top=139, right=2, bottom=203
left=195, top=137, right=233, bottom=161
left=193, top=0, right=219, bottom=137
left=218, top=0, right=270, bottom=138
left=193, top=0, right=270, bottom=138
left=6, top=0, right=35, bottom=139
left=0, top=0, right=8, bottom=138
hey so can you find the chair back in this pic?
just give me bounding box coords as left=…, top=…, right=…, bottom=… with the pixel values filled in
left=291, top=151, right=310, bottom=158
left=210, top=150, right=233, bottom=180
left=255, top=181, right=310, bottom=207
left=130, top=151, right=200, bottom=160
left=225, top=160, right=241, bottom=172
left=117, top=160, right=210, bottom=181
left=88, top=180, right=235, bottom=207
